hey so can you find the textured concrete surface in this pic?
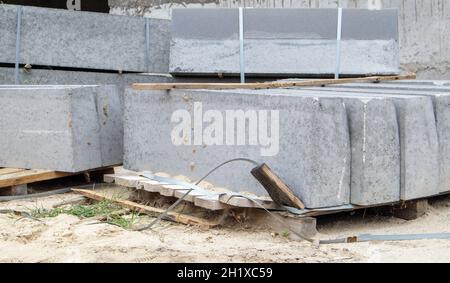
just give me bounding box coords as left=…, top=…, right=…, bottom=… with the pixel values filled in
left=242, top=88, right=401, bottom=206
left=170, top=8, right=399, bottom=76
left=383, top=80, right=450, bottom=87
left=305, top=87, right=440, bottom=200
left=124, top=88, right=351, bottom=209
left=0, top=67, right=278, bottom=96
left=0, top=4, right=170, bottom=73
left=0, top=85, right=122, bottom=172
left=322, top=83, right=450, bottom=194
left=110, top=0, right=450, bottom=80
left=0, top=67, right=174, bottom=103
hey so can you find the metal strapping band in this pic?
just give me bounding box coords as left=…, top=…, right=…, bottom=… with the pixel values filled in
left=335, top=7, right=343, bottom=79
left=14, top=6, right=23, bottom=85
left=239, top=7, right=245, bottom=83
left=145, top=17, right=150, bottom=73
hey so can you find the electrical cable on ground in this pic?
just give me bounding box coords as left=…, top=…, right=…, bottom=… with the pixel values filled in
left=136, top=158, right=259, bottom=231
left=136, top=158, right=315, bottom=243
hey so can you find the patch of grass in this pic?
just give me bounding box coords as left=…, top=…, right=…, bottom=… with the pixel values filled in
left=67, top=199, right=119, bottom=218
left=30, top=207, right=66, bottom=218
left=281, top=229, right=290, bottom=238
left=29, top=199, right=141, bottom=230
left=106, top=212, right=139, bottom=230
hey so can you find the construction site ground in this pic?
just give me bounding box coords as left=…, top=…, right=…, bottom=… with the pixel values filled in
left=1, top=184, right=450, bottom=263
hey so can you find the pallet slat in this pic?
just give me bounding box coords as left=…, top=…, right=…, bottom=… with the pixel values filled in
left=0, top=168, right=27, bottom=176
left=106, top=173, right=278, bottom=211
left=0, top=169, right=72, bottom=188
left=132, top=74, right=416, bottom=90
left=0, top=166, right=116, bottom=189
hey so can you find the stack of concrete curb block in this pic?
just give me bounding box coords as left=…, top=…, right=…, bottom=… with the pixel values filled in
left=124, top=81, right=450, bottom=209
left=0, top=67, right=174, bottom=100
left=0, top=4, right=170, bottom=73
left=316, top=82, right=450, bottom=195
left=0, top=85, right=123, bottom=172
left=170, top=8, right=400, bottom=77
left=124, top=88, right=352, bottom=209
left=262, top=88, right=439, bottom=204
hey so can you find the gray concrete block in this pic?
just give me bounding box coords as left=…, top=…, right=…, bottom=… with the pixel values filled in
left=0, top=4, right=170, bottom=73
left=170, top=8, right=399, bottom=76
left=303, top=87, right=440, bottom=200
left=383, top=80, right=450, bottom=87
left=0, top=67, right=174, bottom=104
left=124, top=88, right=351, bottom=209
left=231, top=88, right=401, bottom=206
left=321, top=83, right=450, bottom=194
left=0, top=85, right=122, bottom=172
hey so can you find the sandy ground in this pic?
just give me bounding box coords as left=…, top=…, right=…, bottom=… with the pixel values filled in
left=1, top=189, right=450, bottom=263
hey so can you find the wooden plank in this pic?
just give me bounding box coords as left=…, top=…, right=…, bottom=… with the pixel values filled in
left=194, top=195, right=232, bottom=211
left=219, top=194, right=282, bottom=210
left=132, top=74, right=416, bottom=91
left=251, top=163, right=305, bottom=210
left=393, top=199, right=429, bottom=221
left=138, top=180, right=167, bottom=193
left=173, top=189, right=209, bottom=202
left=0, top=169, right=72, bottom=188
left=113, top=175, right=148, bottom=188
left=72, top=189, right=220, bottom=228
left=0, top=168, right=27, bottom=176
left=159, top=184, right=186, bottom=197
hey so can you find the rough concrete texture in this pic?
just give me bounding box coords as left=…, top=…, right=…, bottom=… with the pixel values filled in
left=383, top=80, right=450, bottom=87
left=0, top=67, right=280, bottom=99
left=0, top=85, right=122, bottom=172
left=321, top=83, right=450, bottom=194
left=0, top=67, right=174, bottom=104
left=109, top=0, right=450, bottom=80
left=304, top=87, right=440, bottom=200
left=0, top=4, right=170, bottom=73
left=124, top=88, right=351, bottom=209
left=170, top=8, right=399, bottom=76
left=240, top=88, right=401, bottom=206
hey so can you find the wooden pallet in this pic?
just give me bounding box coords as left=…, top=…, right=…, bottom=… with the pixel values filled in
left=103, top=172, right=363, bottom=218
left=104, top=173, right=282, bottom=211
left=0, top=168, right=73, bottom=189
left=0, top=166, right=115, bottom=192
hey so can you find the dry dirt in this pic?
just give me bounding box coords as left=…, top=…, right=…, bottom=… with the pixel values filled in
left=1, top=188, right=450, bottom=263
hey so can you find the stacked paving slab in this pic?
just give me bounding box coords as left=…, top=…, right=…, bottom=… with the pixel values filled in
left=0, top=85, right=123, bottom=172
left=0, top=4, right=170, bottom=73
left=0, top=4, right=173, bottom=173
left=124, top=81, right=450, bottom=209
left=170, top=8, right=400, bottom=77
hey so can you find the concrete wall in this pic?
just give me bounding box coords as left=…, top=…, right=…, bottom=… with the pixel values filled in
left=108, top=0, right=450, bottom=80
